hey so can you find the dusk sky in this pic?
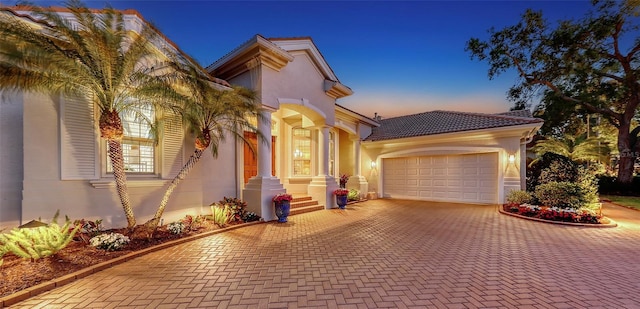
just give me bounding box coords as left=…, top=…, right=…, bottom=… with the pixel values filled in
left=25, top=1, right=595, bottom=119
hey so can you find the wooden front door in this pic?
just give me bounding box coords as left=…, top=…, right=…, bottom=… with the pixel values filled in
left=243, top=131, right=276, bottom=183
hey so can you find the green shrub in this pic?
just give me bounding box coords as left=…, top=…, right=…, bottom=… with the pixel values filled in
left=506, top=190, right=533, bottom=205
left=0, top=211, right=81, bottom=261
left=539, top=161, right=578, bottom=184
left=577, top=166, right=599, bottom=205
left=527, top=153, right=579, bottom=189
left=347, top=189, right=360, bottom=201
left=216, top=197, right=247, bottom=223
left=534, top=182, right=584, bottom=209
left=211, top=204, right=231, bottom=227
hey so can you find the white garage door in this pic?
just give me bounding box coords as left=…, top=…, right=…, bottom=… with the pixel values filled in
left=382, top=153, right=498, bottom=204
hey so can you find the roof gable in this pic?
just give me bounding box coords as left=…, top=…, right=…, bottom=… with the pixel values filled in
left=364, top=110, right=543, bottom=142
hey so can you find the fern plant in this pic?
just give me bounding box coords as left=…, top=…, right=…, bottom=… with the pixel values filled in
left=211, top=204, right=231, bottom=227
left=0, top=211, right=81, bottom=261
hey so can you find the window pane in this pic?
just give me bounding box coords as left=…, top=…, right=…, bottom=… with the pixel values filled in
left=106, top=107, right=155, bottom=174
left=292, top=128, right=311, bottom=176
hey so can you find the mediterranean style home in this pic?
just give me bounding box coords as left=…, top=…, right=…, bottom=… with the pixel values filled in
left=0, top=7, right=543, bottom=229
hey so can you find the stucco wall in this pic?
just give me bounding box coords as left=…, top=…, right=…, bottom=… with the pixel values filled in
left=200, top=135, right=239, bottom=206
left=17, top=93, right=231, bottom=229
left=338, top=130, right=353, bottom=176
left=0, top=91, right=24, bottom=229
left=262, top=53, right=336, bottom=126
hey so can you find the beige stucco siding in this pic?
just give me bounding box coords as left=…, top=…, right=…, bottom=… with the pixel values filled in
left=262, top=53, right=336, bottom=125
left=13, top=92, right=237, bottom=229
left=0, top=91, right=24, bottom=229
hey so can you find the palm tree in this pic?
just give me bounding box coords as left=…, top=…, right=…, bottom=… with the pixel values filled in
left=0, top=1, right=178, bottom=228
left=144, top=63, right=262, bottom=230
left=532, top=134, right=611, bottom=165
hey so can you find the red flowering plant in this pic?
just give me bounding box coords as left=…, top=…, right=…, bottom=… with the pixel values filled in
left=272, top=193, right=293, bottom=203
left=339, top=174, right=350, bottom=188
left=333, top=188, right=349, bottom=196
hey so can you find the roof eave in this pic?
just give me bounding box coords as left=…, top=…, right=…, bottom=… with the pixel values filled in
left=206, top=35, right=294, bottom=80
left=324, top=80, right=353, bottom=99
left=335, top=104, right=379, bottom=127
left=363, top=122, right=543, bottom=146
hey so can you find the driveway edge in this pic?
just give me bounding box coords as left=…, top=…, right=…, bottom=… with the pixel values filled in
left=0, top=221, right=265, bottom=308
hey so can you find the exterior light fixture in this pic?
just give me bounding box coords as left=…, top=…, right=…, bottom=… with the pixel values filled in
left=508, top=154, right=516, bottom=164
left=370, top=161, right=377, bottom=169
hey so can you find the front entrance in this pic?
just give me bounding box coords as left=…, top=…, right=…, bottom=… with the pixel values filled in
left=243, top=131, right=276, bottom=183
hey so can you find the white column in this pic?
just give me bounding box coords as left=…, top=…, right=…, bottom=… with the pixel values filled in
left=308, top=125, right=339, bottom=209
left=352, top=137, right=362, bottom=176
left=257, top=109, right=273, bottom=177
left=346, top=134, right=369, bottom=199
left=242, top=106, right=284, bottom=222
left=318, top=126, right=329, bottom=177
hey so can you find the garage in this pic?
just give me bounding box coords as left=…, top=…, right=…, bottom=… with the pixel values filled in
left=382, top=153, right=498, bottom=204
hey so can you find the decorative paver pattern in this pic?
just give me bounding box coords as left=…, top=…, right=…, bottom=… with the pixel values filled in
left=7, top=200, right=640, bottom=308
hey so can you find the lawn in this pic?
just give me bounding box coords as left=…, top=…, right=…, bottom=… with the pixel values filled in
left=601, top=195, right=640, bottom=211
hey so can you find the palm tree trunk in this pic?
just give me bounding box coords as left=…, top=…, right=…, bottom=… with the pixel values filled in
left=146, top=148, right=205, bottom=229
left=107, top=140, right=136, bottom=228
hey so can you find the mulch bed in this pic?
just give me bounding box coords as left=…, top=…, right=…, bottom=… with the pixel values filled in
left=0, top=222, right=222, bottom=298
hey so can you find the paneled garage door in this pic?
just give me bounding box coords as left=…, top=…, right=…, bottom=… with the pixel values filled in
left=382, top=153, right=498, bottom=204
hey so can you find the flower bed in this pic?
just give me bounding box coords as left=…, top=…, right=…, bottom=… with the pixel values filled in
left=502, top=203, right=605, bottom=224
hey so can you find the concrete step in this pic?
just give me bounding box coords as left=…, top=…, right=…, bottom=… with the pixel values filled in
left=288, top=195, right=324, bottom=216
left=290, top=204, right=325, bottom=216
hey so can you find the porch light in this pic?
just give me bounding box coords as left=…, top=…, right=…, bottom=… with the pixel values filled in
left=508, top=154, right=516, bottom=164
left=370, top=161, right=377, bottom=169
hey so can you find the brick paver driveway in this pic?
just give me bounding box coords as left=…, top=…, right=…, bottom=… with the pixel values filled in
left=9, top=200, right=640, bottom=308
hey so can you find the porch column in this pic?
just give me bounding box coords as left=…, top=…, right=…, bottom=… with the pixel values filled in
left=257, top=109, right=273, bottom=177
left=346, top=133, right=369, bottom=199
left=318, top=126, right=329, bottom=176
left=352, top=138, right=362, bottom=176
left=308, top=125, right=339, bottom=209
left=242, top=107, right=284, bottom=221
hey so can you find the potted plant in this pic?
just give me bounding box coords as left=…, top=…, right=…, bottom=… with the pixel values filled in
left=339, top=174, right=350, bottom=189
left=273, top=193, right=293, bottom=223
left=334, top=188, right=349, bottom=209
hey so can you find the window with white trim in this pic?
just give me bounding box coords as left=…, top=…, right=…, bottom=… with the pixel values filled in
left=106, top=106, right=155, bottom=174
left=292, top=127, right=311, bottom=176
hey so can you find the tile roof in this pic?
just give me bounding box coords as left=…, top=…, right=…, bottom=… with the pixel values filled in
left=364, top=110, right=543, bottom=142
left=495, top=110, right=533, bottom=118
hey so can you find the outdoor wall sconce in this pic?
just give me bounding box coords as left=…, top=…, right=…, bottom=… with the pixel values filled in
left=370, top=161, right=377, bottom=169
left=508, top=154, right=516, bottom=164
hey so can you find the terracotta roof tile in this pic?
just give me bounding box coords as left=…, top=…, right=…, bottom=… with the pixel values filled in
left=495, top=110, right=533, bottom=118
left=364, top=110, right=543, bottom=142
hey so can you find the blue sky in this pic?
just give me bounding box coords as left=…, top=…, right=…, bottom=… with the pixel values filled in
left=26, top=1, right=595, bottom=118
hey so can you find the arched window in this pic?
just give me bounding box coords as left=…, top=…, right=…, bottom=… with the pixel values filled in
left=292, top=127, right=311, bottom=176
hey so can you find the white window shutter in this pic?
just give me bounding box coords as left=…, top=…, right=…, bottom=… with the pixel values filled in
left=60, top=95, right=99, bottom=180
left=161, top=114, right=184, bottom=179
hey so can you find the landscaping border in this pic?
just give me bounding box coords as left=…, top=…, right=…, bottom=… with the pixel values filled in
left=0, top=220, right=265, bottom=308
left=498, top=208, right=617, bottom=228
